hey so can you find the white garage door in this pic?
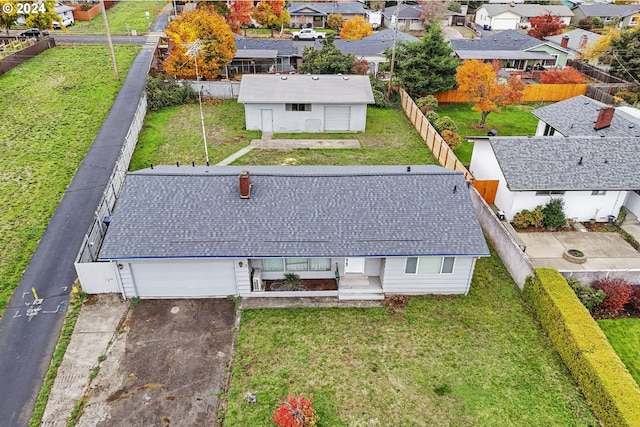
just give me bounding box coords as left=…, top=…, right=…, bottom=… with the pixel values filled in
left=324, top=106, right=351, bottom=131
left=131, top=260, right=236, bottom=298
left=492, top=18, right=516, bottom=30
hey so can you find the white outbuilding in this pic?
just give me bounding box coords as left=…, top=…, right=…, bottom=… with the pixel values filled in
left=237, top=74, right=375, bottom=133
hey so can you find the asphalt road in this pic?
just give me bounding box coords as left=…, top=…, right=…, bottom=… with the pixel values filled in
left=0, top=44, right=154, bottom=427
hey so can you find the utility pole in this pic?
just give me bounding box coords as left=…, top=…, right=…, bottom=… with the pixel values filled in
left=100, top=0, right=119, bottom=80
left=387, top=0, right=401, bottom=100
left=186, top=40, right=210, bottom=164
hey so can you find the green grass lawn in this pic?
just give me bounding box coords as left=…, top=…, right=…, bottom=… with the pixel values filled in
left=225, top=248, right=597, bottom=426
left=237, top=107, right=439, bottom=166
left=0, top=45, right=136, bottom=313
left=132, top=104, right=439, bottom=167
left=129, top=100, right=261, bottom=170
left=597, top=318, right=640, bottom=385
left=61, top=1, right=162, bottom=36
left=436, top=103, right=542, bottom=164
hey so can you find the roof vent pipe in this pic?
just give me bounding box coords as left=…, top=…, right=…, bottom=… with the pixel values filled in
left=239, top=171, right=251, bottom=199
left=578, top=157, right=583, bottom=165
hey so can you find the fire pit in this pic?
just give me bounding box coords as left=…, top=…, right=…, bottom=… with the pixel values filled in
left=563, top=249, right=587, bottom=264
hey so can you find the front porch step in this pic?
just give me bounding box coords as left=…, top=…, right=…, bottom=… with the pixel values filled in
left=339, top=293, right=384, bottom=301
left=338, top=277, right=384, bottom=300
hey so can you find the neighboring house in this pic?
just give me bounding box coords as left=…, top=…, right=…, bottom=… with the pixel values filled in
left=314, top=29, right=420, bottom=74
left=470, top=136, right=640, bottom=222
left=451, top=29, right=569, bottom=70
left=475, top=4, right=573, bottom=30
left=230, top=36, right=301, bottom=75
left=95, top=166, right=489, bottom=300
left=531, top=95, right=640, bottom=137
left=544, top=28, right=602, bottom=61
left=381, top=4, right=465, bottom=30
left=288, top=1, right=367, bottom=28
left=237, top=74, right=374, bottom=133
left=53, top=3, right=75, bottom=27
left=571, top=4, right=640, bottom=28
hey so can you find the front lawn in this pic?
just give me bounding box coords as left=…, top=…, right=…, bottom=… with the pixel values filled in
left=225, top=249, right=597, bottom=426
left=597, top=318, right=640, bottom=385
left=237, top=107, right=439, bottom=166
left=63, top=1, right=162, bottom=35
left=0, top=46, right=136, bottom=313
left=436, top=103, right=541, bottom=164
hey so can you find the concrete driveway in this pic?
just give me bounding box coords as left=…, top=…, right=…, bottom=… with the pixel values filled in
left=519, top=231, right=640, bottom=270
left=70, top=299, right=236, bottom=426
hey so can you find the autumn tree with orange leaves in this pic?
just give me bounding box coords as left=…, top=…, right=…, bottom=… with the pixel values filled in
left=539, top=66, right=584, bottom=84
left=163, top=7, right=236, bottom=80
left=254, top=0, right=290, bottom=37
left=455, top=59, right=526, bottom=127
left=527, top=13, right=566, bottom=40
left=227, top=0, right=254, bottom=33
left=340, top=15, right=373, bottom=40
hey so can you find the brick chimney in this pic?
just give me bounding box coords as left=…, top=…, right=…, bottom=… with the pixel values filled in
left=560, top=35, right=569, bottom=48
left=594, top=107, right=615, bottom=131
left=239, top=171, right=251, bottom=199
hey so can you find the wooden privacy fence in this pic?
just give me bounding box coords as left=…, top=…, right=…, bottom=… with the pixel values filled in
left=435, top=84, right=588, bottom=103
left=399, top=89, right=472, bottom=180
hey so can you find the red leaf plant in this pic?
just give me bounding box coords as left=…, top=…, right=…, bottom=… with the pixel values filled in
left=271, top=393, right=319, bottom=427
left=592, top=278, right=633, bottom=314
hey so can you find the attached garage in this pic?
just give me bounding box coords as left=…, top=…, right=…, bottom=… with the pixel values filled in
left=491, top=18, right=516, bottom=30
left=324, top=106, right=351, bottom=131
left=129, top=260, right=237, bottom=298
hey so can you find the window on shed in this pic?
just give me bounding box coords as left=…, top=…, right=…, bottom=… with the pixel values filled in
left=286, top=103, right=311, bottom=112
left=591, top=190, right=607, bottom=196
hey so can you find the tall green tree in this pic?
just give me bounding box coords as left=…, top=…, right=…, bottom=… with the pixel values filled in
left=609, top=27, right=640, bottom=83
left=25, top=0, right=60, bottom=30
left=0, top=0, right=19, bottom=34
left=385, top=23, right=460, bottom=98
left=299, top=36, right=356, bottom=74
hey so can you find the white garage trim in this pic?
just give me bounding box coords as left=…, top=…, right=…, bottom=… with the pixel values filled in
left=129, top=260, right=237, bottom=298
left=324, top=106, right=351, bottom=131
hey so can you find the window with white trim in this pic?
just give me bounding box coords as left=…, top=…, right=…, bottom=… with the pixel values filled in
left=405, top=257, right=455, bottom=274
left=591, top=190, right=607, bottom=196
left=286, top=103, right=311, bottom=112
left=536, top=190, right=565, bottom=196
left=262, top=258, right=331, bottom=271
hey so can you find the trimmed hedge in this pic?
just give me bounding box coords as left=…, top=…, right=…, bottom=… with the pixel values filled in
left=523, top=268, right=640, bottom=427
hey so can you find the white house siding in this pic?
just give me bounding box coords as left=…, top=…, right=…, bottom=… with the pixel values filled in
left=625, top=191, right=640, bottom=218
left=243, top=103, right=367, bottom=132
left=475, top=8, right=520, bottom=30
left=235, top=259, right=251, bottom=296
left=469, top=139, right=517, bottom=216
left=509, top=190, right=627, bottom=222
left=382, top=257, right=476, bottom=294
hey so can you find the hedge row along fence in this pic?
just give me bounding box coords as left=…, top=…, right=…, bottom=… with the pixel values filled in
left=523, top=268, right=640, bottom=427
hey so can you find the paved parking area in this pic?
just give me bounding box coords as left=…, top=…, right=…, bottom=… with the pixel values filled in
left=519, top=231, right=640, bottom=270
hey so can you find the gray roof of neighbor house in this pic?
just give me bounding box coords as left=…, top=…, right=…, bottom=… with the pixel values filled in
left=481, top=4, right=574, bottom=17
left=234, top=36, right=298, bottom=57
left=532, top=95, right=640, bottom=137
left=488, top=136, right=640, bottom=191
left=288, top=1, right=367, bottom=16
left=573, top=3, right=640, bottom=18
left=451, top=29, right=543, bottom=51
left=381, top=4, right=423, bottom=19
left=455, top=50, right=553, bottom=60
left=99, top=166, right=489, bottom=260
left=237, top=74, right=374, bottom=104
left=544, top=29, right=602, bottom=52
left=364, top=29, right=420, bottom=43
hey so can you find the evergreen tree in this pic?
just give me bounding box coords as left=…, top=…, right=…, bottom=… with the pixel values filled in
left=299, top=36, right=356, bottom=74
left=385, top=23, right=460, bottom=98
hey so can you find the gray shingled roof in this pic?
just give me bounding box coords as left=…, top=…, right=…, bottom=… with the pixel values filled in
left=381, top=4, right=423, bottom=19
left=237, top=74, right=374, bottom=104
left=364, top=29, right=420, bottom=43
left=482, top=4, right=573, bottom=17
left=99, top=166, right=489, bottom=260
left=574, top=4, right=640, bottom=18
left=288, top=2, right=367, bottom=16
left=451, top=29, right=542, bottom=51
left=544, top=29, right=602, bottom=52
left=234, top=37, right=297, bottom=57
left=489, top=137, right=640, bottom=191
left=312, top=30, right=419, bottom=57
left=532, top=95, right=640, bottom=137
left=455, top=50, right=553, bottom=60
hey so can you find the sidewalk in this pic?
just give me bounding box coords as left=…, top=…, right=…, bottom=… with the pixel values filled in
left=622, top=210, right=640, bottom=243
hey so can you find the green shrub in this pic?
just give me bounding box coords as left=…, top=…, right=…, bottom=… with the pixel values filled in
left=566, top=277, right=606, bottom=312
left=441, top=129, right=462, bottom=149
left=425, top=110, right=440, bottom=124
left=542, top=198, right=566, bottom=228
left=512, top=206, right=544, bottom=229
left=523, top=268, right=640, bottom=427
left=145, top=75, right=197, bottom=111
left=434, top=116, right=458, bottom=134
left=416, top=95, right=438, bottom=111
left=369, top=75, right=394, bottom=108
